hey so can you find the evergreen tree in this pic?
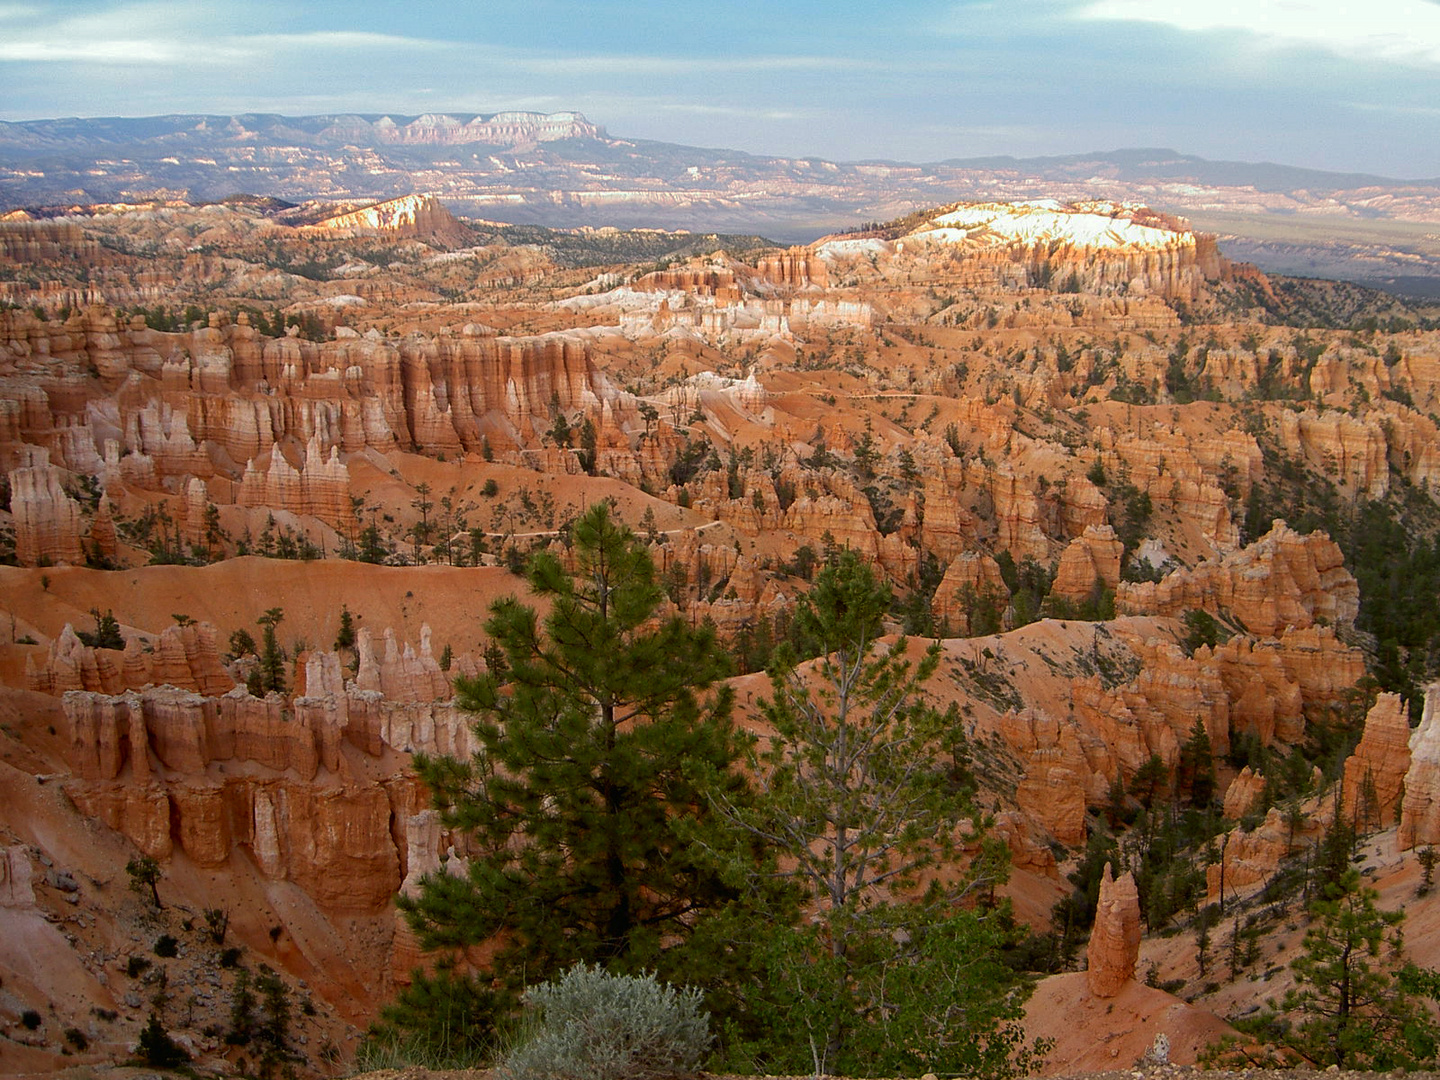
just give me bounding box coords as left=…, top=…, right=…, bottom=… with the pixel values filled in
left=255, top=608, right=286, bottom=695
left=78, top=607, right=125, bottom=649
left=369, top=961, right=501, bottom=1067
left=1176, top=718, right=1217, bottom=806
left=227, top=968, right=256, bottom=1046
left=334, top=605, right=356, bottom=651
left=1128, top=754, right=1170, bottom=808
left=126, top=855, right=163, bottom=909
left=394, top=503, right=753, bottom=1048
left=253, top=965, right=295, bottom=1077
left=134, top=1013, right=188, bottom=1068
left=578, top=416, right=599, bottom=475
left=1284, top=868, right=1438, bottom=1068
left=701, top=550, right=1040, bottom=1078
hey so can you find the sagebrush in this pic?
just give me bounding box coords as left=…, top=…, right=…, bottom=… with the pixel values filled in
left=501, top=963, right=710, bottom=1080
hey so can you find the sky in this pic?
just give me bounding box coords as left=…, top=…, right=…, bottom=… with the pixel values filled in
left=0, top=0, right=1437, bottom=178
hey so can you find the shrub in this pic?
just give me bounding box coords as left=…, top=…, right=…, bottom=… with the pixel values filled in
left=153, top=934, right=179, bottom=958
left=76, top=608, right=124, bottom=650
left=203, top=907, right=229, bottom=944
left=126, top=955, right=151, bottom=978
left=134, top=1013, right=189, bottom=1068
left=64, top=1026, right=88, bottom=1050
left=21, top=1009, right=42, bottom=1030
left=501, top=964, right=710, bottom=1080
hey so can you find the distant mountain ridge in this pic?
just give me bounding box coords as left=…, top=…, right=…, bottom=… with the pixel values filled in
left=0, top=110, right=604, bottom=150
left=2, top=111, right=1439, bottom=294
left=939, top=147, right=1438, bottom=195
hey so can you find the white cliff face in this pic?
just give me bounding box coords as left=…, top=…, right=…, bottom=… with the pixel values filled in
left=317, top=111, right=604, bottom=146
left=915, top=201, right=1192, bottom=252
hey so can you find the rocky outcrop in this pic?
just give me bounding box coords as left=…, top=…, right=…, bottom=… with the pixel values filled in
left=1209, top=627, right=1365, bottom=746
left=64, top=686, right=324, bottom=781
left=976, top=617, right=1363, bottom=845
left=2, top=306, right=635, bottom=469
left=1400, top=685, right=1440, bottom=850
left=0, top=846, right=35, bottom=906
left=142, top=623, right=234, bottom=695
left=1016, top=757, right=1087, bottom=848
left=300, top=195, right=470, bottom=245
left=29, top=621, right=232, bottom=697
left=1223, top=766, right=1266, bottom=820
left=1050, top=524, right=1123, bottom=604
left=755, top=248, right=828, bottom=290
left=66, top=776, right=402, bottom=910
left=895, top=201, right=1225, bottom=301
left=353, top=626, right=453, bottom=703
left=1341, top=693, right=1411, bottom=831
left=1096, top=422, right=1260, bottom=557
left=1205, top=805, right=1310, bottom=903
left=237, top=435, right=351, bottom=529
left=932, top=551, right=1008, bottom=633
left=1278, top=409, right=1389, bottom=499
left=8, top=452, right=85, bottom=566
left=57, top=678, right=476, bottom=912
left=27, top=625, right=124, bottom=696
left=1086, top=865, right=1141, bottom=997
left=1118, top=521, right=1358, bottom=635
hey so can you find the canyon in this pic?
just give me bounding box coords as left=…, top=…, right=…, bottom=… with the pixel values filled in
left=2, top=112, right=1440, bottom=294
left=1, top=186, right=1439, bottom=1076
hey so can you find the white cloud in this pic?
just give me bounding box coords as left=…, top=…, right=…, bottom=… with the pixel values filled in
left=517, top=53, right=874, bottom=77
left=238, top=30, right=453, bottom=54
left=1076, top=0, right=1440, bottom=67
left=0, top=38, right=193, bottom=62
left=0, top=2, right=453, bottom=65
left=1345, top=99, right=1440, bottom=117
left=651, top=102, right=811, bottom=121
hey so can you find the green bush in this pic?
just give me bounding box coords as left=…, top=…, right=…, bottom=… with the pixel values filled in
left=501, top=964, right=710, bottom=1080
left=134, top=1013, right=188, bottom=1068
left=153, top=934, right=179, bottom=958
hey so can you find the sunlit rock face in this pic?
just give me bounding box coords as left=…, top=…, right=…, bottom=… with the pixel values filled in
left=1086, top=864, right=1141, bottom=997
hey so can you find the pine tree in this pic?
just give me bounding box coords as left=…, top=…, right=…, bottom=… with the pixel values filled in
left=254, top=965, right=294, bottom=1077
left=255, top=608, right=286, bottom=695
left=78, top=607, right=125, bottom=649
left=1176, top=717, right=1216, bottom=806
left=394, top=503, right=753, bottom=1047
left=134, top=1013, right=188, bottom=1068
left=125, top=855, right=163, bottom=909
left=1284, top=868, right=1438, bottom=1068
left=701, top=550, right=1039, bottom=1078
left=227, top=968, right=256, bottom=1046
left=334, top=605, right=356, bottom=651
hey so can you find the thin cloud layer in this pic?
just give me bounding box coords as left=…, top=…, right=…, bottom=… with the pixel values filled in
left=1077, top=0, right=1440, bottom=68
left=0, top=0, right=1435, bottom=177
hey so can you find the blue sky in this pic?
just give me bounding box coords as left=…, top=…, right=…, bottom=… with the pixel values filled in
left=1, top=0, right=1437, bottom=177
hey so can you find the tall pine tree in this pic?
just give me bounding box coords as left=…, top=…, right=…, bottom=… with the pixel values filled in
left=391, top=503, right=753, bottom=1049
left=698, top=550, right=1040, bottom=1078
